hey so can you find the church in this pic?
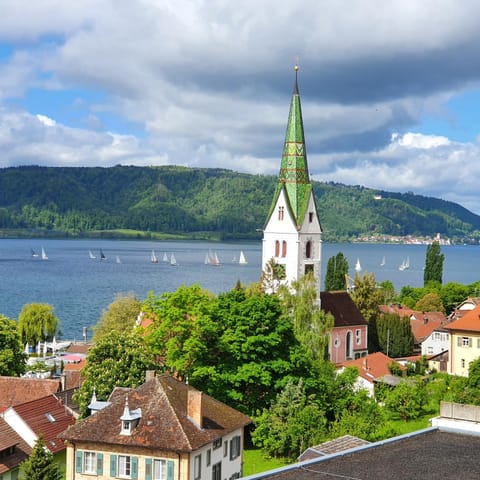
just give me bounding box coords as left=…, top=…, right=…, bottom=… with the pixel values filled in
left=262, top=66, right=368, bottom=364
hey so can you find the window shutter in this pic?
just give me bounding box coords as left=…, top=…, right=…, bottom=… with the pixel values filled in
left=132, top=456, right=138, bottom=480
left=75, top=451, right=83, bottom=473
left=110, top=454, right=117, bottom=477
left=469, top=337, right=473, bottom=347
left=97, top=453, right=104, bottom=475
left=229, top=439, right=233, bottom=460
left=457, top=337, right=462, bottom=346
left=167, top=460, right=174, bottom=480
left=145, top=458, right=152, bottom=480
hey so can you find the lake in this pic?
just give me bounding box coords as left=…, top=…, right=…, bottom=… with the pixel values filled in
left=1, top=238, right=479, bottom=340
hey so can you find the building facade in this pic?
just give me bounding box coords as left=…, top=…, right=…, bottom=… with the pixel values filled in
left=262, top=66, right=322, bottom=293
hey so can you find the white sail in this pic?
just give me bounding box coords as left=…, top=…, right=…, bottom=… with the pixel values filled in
left=239, top=250, right=248, bottom=265
left=355, top=258, right=361, bottom=272
left=380, top=256, right=386, bottom=266
left=151, top=250, right=158, bottom=263
left=405, top=256, right=410, bottom=269
left=41, top=247, right=48, bottom=260
left=116, top=255, right=121, bottom=264
left=399, top=259, right=406, bottom=271
left=206, top=250, right=220, bottom=266
left=170, top=253, right=177, bottom=266
left=89, top=250, right=96, bottom=260
left=163, top=252, right=169, bottom=262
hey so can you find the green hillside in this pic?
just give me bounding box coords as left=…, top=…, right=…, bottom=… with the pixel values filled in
left=0, top=165, right=479, bottom=243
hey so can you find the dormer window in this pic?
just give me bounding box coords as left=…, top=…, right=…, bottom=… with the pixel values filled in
left=120, top=397, right=142, bottom=436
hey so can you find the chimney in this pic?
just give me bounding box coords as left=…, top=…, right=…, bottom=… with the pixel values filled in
left=188, top=389, right=203, bottom=428
left=145, top=370, right=156, bottom=382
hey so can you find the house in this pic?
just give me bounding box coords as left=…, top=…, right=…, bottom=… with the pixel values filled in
left=0, top=417, right=32, bottom=480
left=338, top=352, right=404, bottom=396
left=427, top=350, right=449, bottom=373
left=0, top=376, right=60, bottom=413
left=379, top=304, right=448, bottom=354
left=261, top=65, right=322, bottom=293
left=322, top=291, right=368, bottom=364
left=59, top=372, right=251, bottom=480
left=242, top=403, right=480, bottom=480
left=448, top=297, right=480, bottom=321
left=444, top=304, right=480, bottom=376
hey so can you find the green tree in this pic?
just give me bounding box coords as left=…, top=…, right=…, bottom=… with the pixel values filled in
left=440, top=282, right=470, bottom=315
left=0, top=315, right=26, bottom=376
left=252, top=379, right=328, bottom=460
left=350, top=272, right=383, bottom=351
left=415, top=292, right=445, bottom=313
left=20, top=437, right=62, bottom=480
left=18, top=303, right=58, bottom=346
left=93, top=292, right=141, bottom=341
left=384, top=379, right=427, bottom=421
left=280, top=272, right=334, bottom=362
left=260, top=258, right=286, bottom=293
left=325, top=252, right=349, bottom=291
left=73, top=330, right=157, bottom=417
left=424, top=241, right=444, bottom=285
left=376, top=313, right=414, bottom=358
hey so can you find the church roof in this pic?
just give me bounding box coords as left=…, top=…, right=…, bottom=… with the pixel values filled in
left=266, top=66, right=313, bottom=229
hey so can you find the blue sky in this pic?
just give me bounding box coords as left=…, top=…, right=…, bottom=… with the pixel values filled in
left=2, top=1, right=480, bottom=214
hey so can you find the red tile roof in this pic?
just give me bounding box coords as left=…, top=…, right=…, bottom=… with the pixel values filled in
left=60, top=374, right=251, bottom=451
left=0, top=377, right=60, bottom=413
left=444, top=304, right=480, bottom=333
left=340, top=352, right=405, bottom=383
left=0, top=418, right=32, bottom=475
left=10, top=395, right=76, bottom=453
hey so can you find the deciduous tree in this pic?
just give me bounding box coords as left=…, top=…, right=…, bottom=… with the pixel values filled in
left=18, top=303, right=58, bottom=346
left=424, top=241, right=444, bottom=285
left=0, top=315, right=26, bottom=376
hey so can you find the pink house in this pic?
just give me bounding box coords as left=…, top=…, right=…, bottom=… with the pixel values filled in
left=321, top=291, right=368, bottom=365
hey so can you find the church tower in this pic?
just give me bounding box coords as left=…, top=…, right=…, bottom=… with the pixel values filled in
left=262, top=65, right=322, bottom=292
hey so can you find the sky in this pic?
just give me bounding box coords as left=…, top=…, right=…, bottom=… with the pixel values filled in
left=2, top=1, right=480, bottom=214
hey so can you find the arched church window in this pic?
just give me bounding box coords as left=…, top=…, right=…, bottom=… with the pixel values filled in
left=305, top=241, right=312, bottom=258
left=282, top=241, right=287, bottom=257
left=278, top=206, right=284, bottom=220
left=346, top=331, right=353, bottom=360
left=275, top=241, right=280, bottom=257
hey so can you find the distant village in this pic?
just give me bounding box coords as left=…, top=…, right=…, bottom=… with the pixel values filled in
left=3, top=69, right=480, bottom=479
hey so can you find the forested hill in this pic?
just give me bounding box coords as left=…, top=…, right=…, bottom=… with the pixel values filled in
left=0, top=165, right=479, bottom=243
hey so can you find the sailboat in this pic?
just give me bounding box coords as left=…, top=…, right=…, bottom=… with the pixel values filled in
left=162, top=252, right=169, bottom=263
left=238, top=250, right=248, bottom=265
left=205, top=250, right=220, bottom=266
left=41, top=247, right=48, bottom=260
left=100, top=249, right=106, bottom=261
left=355, top=258, right=361, bottom=272
left=116, top=255, right=121, bottom=264
left=31, top=248, right=39, bottom=258
left=399, top=257, right=410, bottom=271
left=150, top=250, right=158, bottom=263
left=89, top=250, right=96, bottom=260
left=170, top=253, right=178, bottom=266
left=380, top=256, right=386, bottom=267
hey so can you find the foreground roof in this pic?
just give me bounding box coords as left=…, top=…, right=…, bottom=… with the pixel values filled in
left=445, top=304, right=480, bottom=333
left=0, top=418, right=31, bottom=474
left=0, top=376, right=60, bottom=412
left=60, top=374, right=251, bottom=451
left=246, top=429, right=480, bottom=480
left=321, top=291, right=368, bottom=327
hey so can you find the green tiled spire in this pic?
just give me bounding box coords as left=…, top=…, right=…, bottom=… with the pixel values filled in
left=268, top=65, right=312, bottom=228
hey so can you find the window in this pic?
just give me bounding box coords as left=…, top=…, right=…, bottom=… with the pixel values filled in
left=154, top=459, right=167, bottom=480
left=461, top=359, right=466, bottom=368
left=118, top=455, right=131, bottom=478
left=212, top=438, right=222, bottom=450
left=356, top=329, right=361, bottom=345
left=194, top=454, right=201, bottom=480
left=309, top=212, right=313, bottom=223
left=122, top=420, right=131, bottom=434
left=206, top=450, right=211, bottom=467
left=346, top=332, right=353, bottom=359
left=459, top=337, right=472, bottom=347
left=230, top=436, right=241, bottom=460
left=84, top=452, right=96, bottom=474
left=281, top=241, right=287, bottom=258
left=274, top=240, right=280, bottom=257
left=278, top=206, right=284, bottom=220
left=305, top=241, right=312, bottom=259
left=212, top=462, right=222, bottom=480
left=304, top=264, right=313, bottom=275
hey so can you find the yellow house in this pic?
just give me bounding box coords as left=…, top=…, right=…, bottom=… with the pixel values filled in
left=59, top=373, right=251, bottom=480
left=445, top=304, right=480, bottom=376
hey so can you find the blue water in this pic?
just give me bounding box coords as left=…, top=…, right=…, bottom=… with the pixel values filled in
left=1, top=239, right=479, bottom=340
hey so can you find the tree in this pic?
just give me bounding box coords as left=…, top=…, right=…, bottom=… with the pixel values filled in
left=252, top=379, right=328, bottom=460
left=18, top=303, right=58, bottom=346
left=20, top=436, right=62, bottom=480
left=384, top=379, right=427, bottom=421
left=0, top=315, right=26, bottom=376
left=280, top=272, right=334, bottom=362
left=415, top=292, right=445, bottom=313
left=73, top=330, right=157, bottom=417
left=350, top=272, right=383, bottom=351
left=325, top=252, right=349, bottom=291
left=93, top=292, right=141, bottom=341
left=424, top=241, right=444, bottom=285
left=260, top=257, right=286, bottom=293
left=376, top=313, right=414, bottom=358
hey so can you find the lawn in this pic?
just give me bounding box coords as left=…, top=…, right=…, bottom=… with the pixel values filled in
left=243, top=448, right=289, bottom=477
